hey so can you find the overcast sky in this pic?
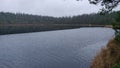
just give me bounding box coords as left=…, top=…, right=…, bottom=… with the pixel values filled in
left=0, top=0, right=119, bottom=17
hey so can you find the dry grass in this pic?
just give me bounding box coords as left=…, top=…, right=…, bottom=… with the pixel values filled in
left=91, top=39, right=120, bottom=68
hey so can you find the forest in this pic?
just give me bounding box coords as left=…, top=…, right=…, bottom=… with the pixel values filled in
left=0, top=11, right=118, bottom=35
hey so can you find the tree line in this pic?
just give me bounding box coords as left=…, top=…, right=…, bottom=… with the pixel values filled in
left=0, top=12, right=118, bottom=25
left=0, top=11, right=119, bottom=35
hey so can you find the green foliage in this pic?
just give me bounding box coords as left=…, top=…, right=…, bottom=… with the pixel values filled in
left=112, top=11, right=120, bottom=42
left=112, top=62, right=120, bottom=68
left=115, top=34, right=120, bottom=43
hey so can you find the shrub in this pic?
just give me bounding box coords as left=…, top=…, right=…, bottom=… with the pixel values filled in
left=112, top=11, right=120, bottom=43
left=115, top=34, right=120, bottom=43
left=112, top=62, right=120, bottom=68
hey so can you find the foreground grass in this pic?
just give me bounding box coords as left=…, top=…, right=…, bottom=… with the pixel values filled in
left=91, top=39, right=120, bottom=68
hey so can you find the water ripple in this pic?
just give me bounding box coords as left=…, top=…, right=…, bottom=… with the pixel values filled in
left=0, top=59, right=15, bottom=68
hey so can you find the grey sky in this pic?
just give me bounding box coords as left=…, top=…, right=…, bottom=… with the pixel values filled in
left=0, top=0, right=119, bottom=17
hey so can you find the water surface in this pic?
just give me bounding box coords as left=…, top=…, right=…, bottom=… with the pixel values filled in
left=0, top=27, right=114, bottom=68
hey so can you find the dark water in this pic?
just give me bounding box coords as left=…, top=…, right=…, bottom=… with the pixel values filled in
left=0, top=28, right=114, bottom=68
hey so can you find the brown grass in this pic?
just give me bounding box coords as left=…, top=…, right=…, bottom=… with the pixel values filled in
left=91, top=39, right=120, bottom=68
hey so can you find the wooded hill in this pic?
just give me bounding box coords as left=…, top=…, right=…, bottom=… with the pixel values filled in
left=0, top=11, right=118, bottom=35
left=0, top=12, right=117, bottom=25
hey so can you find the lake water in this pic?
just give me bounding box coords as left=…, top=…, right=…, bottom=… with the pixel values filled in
left=0, top=27, right=114, bottom=68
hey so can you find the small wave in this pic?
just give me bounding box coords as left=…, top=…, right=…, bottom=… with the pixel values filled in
left=0, top=59, right=15, bottom=68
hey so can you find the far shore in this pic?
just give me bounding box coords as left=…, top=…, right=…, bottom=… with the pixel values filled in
left=0, top=24, right=112, bottom=35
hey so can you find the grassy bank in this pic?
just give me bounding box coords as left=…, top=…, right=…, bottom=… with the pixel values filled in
left=91, top=39, right=120, bottom=68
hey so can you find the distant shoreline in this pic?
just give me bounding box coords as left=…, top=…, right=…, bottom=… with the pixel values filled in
left=0, top=24, right=112, bottom=35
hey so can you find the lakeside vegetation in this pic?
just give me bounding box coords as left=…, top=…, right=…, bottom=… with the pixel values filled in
left=91, top=39, right=120, bottom=68
left=87, top=0, right=120, bottom=68
left=91, top=11, right=120, bottom=68
left=0, top=11, right=118, bottom=35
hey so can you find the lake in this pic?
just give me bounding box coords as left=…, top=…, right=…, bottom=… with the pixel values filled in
left=0, top=27, right=114, bottom=68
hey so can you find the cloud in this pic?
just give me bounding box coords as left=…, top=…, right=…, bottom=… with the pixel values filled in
left=0, top=0, right=119, bottom=17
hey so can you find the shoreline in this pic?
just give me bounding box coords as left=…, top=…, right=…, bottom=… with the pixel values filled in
left=0, top=24, right=112, bottom=35
left=91, top=39, right=120, bottom=68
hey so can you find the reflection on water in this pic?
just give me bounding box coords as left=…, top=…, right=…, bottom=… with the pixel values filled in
left=0, top=27, right=114, bottom=68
